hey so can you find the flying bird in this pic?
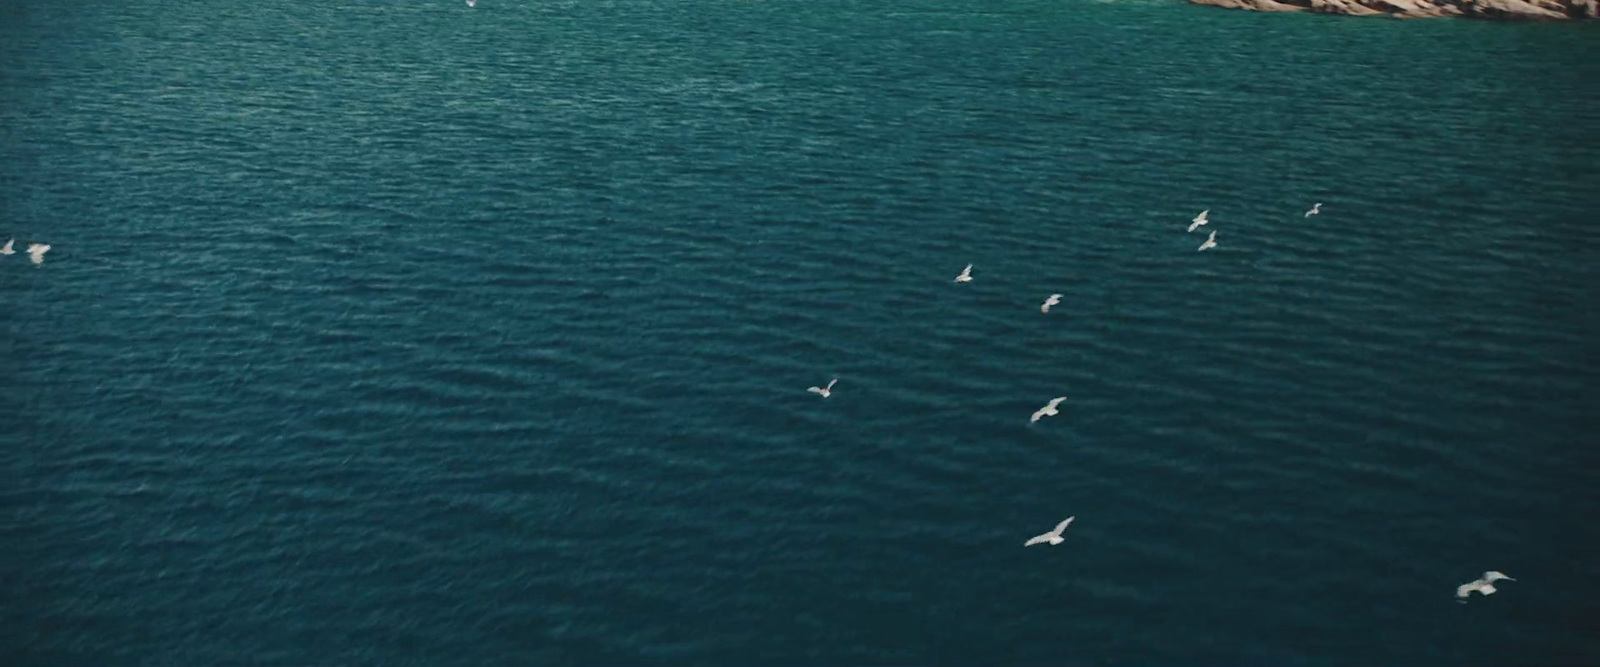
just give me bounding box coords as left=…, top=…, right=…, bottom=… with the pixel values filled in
left=466, top=0, right=477, bottom=6
left=1188, top=210, right=1209, bottom=233
left=1031, top=397, right=1066, bottom=423
left=1304, top=202, right=1322, bottom=218
left=807, top=378, right=838, bottom=398
left=0, top=239, right=13, bottom=255
left=26, top=243, right=50, bottom=265
left=954, top=264, right=973, bottom=283
left=1024, top=517, right=1075, bottom=546
left=1040, top=294, right=1062, bottom=314
left=1198, top=230, right=1217, bottom=252
left=1456, top=571, right=1514, bottom=600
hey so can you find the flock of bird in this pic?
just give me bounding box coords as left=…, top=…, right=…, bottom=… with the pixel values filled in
left=1, top=238, right=50, bottom=265
left=805, top=202, right=1515, bottom=601
left=10, top=201, right=1513, bottom=601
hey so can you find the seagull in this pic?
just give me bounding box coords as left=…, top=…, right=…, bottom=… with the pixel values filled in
left=1304, top=202, right=1322, bottom=218
left=1188, top=210, right=1209, bottom=233
left=1030, top=397, right=1066, bottom=423
left=954, top=264, right=973, bottom=283
left=27, top=243, right=50, bottom=265
left=466, top=0, right=476, bottom=6
left=807, top=378, right=838, bottom=398
left=0, top=239, right=13, bottom=255
left=1456, top=571, right=1514, bottom=600
left=1024, top=517, right=1075, bottom=546
left=1198, top=230, right=1217, bottom=252
left=1040, top=294, right=1062, bottom=314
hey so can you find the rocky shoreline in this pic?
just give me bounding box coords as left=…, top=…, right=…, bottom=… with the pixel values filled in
left=1188, top=0, right=1597, bottom=19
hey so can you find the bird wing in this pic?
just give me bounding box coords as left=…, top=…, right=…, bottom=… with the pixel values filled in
left=826, top=379, right=838, bottom=390
left=1456, top=582, right=1476, bottom=597
left=1053, top=517, right=1075, bottom=534
left=1024, top=533, right=1051, bottom=546
left=1029, top=409, right=1046, bottom=422
left=807, top=386, right=824, bottom=394
left=1047, top=397, right=1066, bottom=409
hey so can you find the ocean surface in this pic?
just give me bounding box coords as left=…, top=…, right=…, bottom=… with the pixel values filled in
left=3, top=1, right=1598, bottom=665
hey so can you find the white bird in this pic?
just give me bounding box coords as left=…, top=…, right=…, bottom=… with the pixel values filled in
left=1198, top=230, right=1217, bottom=252
left=807, top=378, right=838, bottom=398
left=1030, top=396, right=1066, bottom=423
left=466, top=0, right=476, bottom=6
left=954, top=264, right=973, bottom=283
left=0, top=239, right=13, bottom=255
left=1024, top=516, right=1075, bottom=546
left=1456, top=571, right=1515, bottom=600
left=1188, top=210, right=1209, bottom=233
left=1304, top=202, right=1322, bottom=218
left=1040, top=294, right=1062, bottom=314
left=27, top=243, right=50, bottom=265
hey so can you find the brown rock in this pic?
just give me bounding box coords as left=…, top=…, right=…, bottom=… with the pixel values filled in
left=1371, top=0, right=1453, bottom=16
left=1186, top=0, right=1251, bottom=10
left=1187, top=0, right=1594, bottom=18
left=1248, top=0, right=1313, bottom=10
left=1309, top=0, right=1389, bottom=13
left=1188, top=0, right=1309, bottom=10
left=1462, top=0, right=1570, bottom=18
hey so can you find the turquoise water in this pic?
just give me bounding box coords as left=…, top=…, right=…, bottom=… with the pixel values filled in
left=3, top=1, right=1597, bottom=665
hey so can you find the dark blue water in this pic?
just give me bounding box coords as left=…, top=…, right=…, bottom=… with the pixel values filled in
left=4, top=1, right=1598, bottom=665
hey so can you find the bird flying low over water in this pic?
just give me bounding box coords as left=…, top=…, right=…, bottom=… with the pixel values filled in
left=1025, top=517, right=1075, bottom=546
left=1198, top=230, right=1217, bottom=252
left=0, top=239, right=13, bottom=255
left=1304, top=202, right=1322, bottom=218
left=954, top=264, right=973, bottom=283
left=1188, top=210, right=1209, bottom=233
left=1457, top=571, right=1514, bottom=600
left=466, top=0, right=477, bottom=6
left=27, top=243, right=50, bottom=265
left=1031, top=397, right=1066, bottom=423
left=1041, top=294, right=1062, bottom=314
left=807, top=378, right=838, bottom=398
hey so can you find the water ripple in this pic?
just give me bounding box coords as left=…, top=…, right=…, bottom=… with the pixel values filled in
left=4, top=1, right=1598, bottom=666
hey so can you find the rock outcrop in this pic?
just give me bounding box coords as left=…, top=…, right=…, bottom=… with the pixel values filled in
left=1188, top=0, right=1597, bottom=19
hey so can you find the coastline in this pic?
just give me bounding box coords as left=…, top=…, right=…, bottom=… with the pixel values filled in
left=1186, top=0, right=1598, bottom=19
